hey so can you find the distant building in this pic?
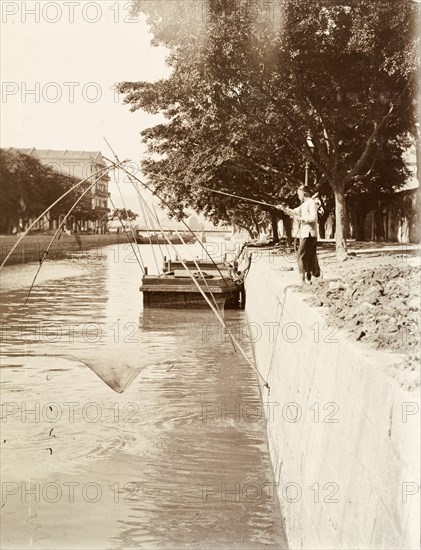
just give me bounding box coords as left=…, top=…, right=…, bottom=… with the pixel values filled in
left=15, top=148, right=110, bottom=234
left=356, top=152, right=419, bottom=244
left=363, top=173, right=420, bottom=244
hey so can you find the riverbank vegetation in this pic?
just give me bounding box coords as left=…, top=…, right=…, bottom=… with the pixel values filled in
left=118, top=0, right=419, bottom=259
left=0, top=149, right=104, bottom=234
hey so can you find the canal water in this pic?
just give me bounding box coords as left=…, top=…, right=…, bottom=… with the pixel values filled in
left=0, top=242, right=286, bottom=549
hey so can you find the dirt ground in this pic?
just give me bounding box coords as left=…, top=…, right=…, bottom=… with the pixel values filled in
left=297, top=242, right=420, bottom=387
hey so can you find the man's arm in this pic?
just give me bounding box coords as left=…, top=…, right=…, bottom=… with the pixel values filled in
left=277, top=204, right=301, bottom=219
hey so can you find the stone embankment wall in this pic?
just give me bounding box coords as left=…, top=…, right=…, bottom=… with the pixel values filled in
left=245, top=257, right=420, bottom=549
left=0, top=234, right=128, bottom=266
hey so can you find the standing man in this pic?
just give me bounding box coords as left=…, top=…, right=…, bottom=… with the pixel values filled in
left=278, top=185, right=320, bottom=285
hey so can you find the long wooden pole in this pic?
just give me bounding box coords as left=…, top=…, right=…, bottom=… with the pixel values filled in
left=24, top=168, right=115, bottom=305
left=137, top=193, right=266, bottom=372
left=200, top=185, right=318, bottom=216
left=101, top=149, right=233, bottom=290
left=199, top=186, right=279, bottom=209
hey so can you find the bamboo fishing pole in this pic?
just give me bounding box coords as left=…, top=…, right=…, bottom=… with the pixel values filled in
left=107, top=193, right=146, bottom=275
left=103, top=141, right=267, bottom=386
left=117, top=160, right=227, bottom=316
left=24, top=163, right=123, bottom=305
left=102, top=140, right=238, bottom=345
left=198, top=186, right=318, bottom=216
left=103, top=139, right=161, bottom=274
left=135, top=189, right=264, bottom=367
left=0, top=161, right=123, bottom=269
left=101, top=142, right=236, bottom=291
left=199, top=186, right=280, bottom=210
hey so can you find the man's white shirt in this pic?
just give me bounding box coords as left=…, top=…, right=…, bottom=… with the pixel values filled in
left=293, top=198, right=318, bottom=239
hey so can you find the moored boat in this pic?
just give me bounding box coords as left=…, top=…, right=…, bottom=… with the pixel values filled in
left=162, top=258, right=230, bottom=274
left=135, top=230, right=195, bottom=245
left=140, top=273, right=240, bottom=309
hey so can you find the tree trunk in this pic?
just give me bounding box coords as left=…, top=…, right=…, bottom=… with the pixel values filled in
left=318, top=220, right=325, bottom=239
left=271, top=213, right=279, bottom=244
left=373, top=207, right=386, bottom=242
left=333, top=183, right=348, bottom=261
left=250, top=212, right=260, bottom=237
left=238, top=223, right=254, bottom=239
left=242, top=226, right=254, bottom=239
left=318, top=210, right=330, bottom=240
left=353, top=207, right=367, bottom=241
left=0, top=216, right=10, bottom=234
left=281, top=213, right=293, bottom=247
left=278, top=212, right=292, bottom=247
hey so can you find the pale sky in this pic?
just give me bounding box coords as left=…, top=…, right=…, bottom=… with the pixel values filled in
left=0, top=1, right=172, bottom=208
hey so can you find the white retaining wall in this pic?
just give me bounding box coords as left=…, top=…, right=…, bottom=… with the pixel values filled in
left=245, top=257, right=420, bottom=550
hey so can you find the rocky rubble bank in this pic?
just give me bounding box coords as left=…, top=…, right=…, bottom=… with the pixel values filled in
left=306, top=262, right=420, bottom=379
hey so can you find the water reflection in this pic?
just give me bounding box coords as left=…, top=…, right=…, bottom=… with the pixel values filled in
left=0, top=244, right=286, bottom=549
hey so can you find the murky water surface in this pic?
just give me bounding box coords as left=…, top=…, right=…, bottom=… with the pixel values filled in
left=0, top=243, right=285, bottom=549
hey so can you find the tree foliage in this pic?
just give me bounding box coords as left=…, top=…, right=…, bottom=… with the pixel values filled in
left=119, top=0, right=419, bottom=254
left=0, top=149, right=96, bottom=234
left=109, top=208, right=138, bottom=222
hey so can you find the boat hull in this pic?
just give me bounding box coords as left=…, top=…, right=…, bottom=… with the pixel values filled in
left=140, top=274, right=241, bottom=309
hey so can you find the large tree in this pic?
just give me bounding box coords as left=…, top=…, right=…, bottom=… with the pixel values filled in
left=120, top=0, right=418, bottom=256
left=265, top=0, right=418, bottom=257
left=120, top=1, right=303, bottom=240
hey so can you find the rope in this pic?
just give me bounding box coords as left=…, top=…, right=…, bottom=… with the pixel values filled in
left=115, top=180, right=146, bottom=271
left=130, top=178, right=224, bottom=314
left=137, top=190, right=267, bottom=384
left=137, top=192, right=161, bottom=274
left=108, top=194, right=146, bottom=274
left=173, top=227, right=224, bottom=315
left=102, top=155, right=234, bottom=298
left=143, top=197, right=166, bottom=263
left=151, top=202, right=172, bottom=260
left=264, top=284, right=294, bottom=392
left=102, top=140, right=266, bottom=384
